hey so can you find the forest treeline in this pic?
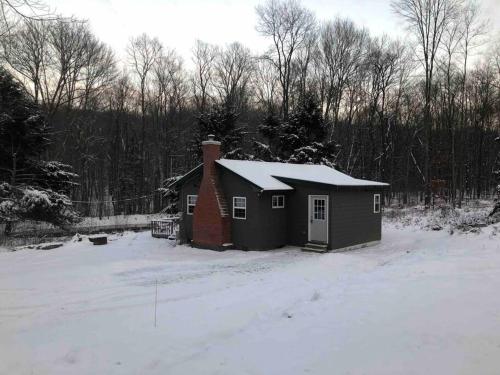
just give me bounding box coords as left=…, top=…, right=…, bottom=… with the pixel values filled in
left=1, top=0, right=500, bottom=216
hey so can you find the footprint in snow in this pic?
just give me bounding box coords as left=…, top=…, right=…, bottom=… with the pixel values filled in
left=311, top=291, right=321, bottom=302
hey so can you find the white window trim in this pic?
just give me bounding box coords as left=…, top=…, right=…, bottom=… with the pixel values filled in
left=373, top=194, right=381, bottom=213
left=233, top=196, right=247, bottom=220
left=272, top=195, right=285, bottom=208
left=187, top=195, right=197, bottom=215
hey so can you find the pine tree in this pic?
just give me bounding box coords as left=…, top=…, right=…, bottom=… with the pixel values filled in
left=0, top=67, right=79, bottom=234
left=191, top=103, right=247, bottom=160
left=255, top=92, right=339, bottom=166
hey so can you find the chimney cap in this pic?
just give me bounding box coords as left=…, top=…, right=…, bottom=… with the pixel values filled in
left=202, top=134, right=221, bottom=146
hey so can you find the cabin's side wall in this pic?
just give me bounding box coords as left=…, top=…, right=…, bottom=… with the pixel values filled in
left=179, top=173, right=202, bottom=242
left=218, top=166, right=288, bottom=250
left=330, top=190, right=382, bottom=250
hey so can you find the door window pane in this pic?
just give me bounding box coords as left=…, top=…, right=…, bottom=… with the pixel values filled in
left=313, top=199, right=326, bottom=220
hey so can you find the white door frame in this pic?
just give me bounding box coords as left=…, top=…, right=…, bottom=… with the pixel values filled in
left=307, top=195, right=329, bottom=243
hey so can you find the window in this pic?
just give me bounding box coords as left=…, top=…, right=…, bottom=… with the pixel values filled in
left=373, top=194, right=381, bottom=213
left=272, top=195, right=285, bottom=208
left=187, top=195, right=197, bottom=215
left=313, top=198, right=326, bottom=220
left=233, top=197, right=246, bottom=219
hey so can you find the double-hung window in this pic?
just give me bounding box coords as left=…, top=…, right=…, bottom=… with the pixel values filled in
left=272, top=195, right=285, bottom=208
left=233, top=197, right=246, bottom=219
left=187, top=195, right=197, bottom=215
left=373, top=194, right=381, bottom=213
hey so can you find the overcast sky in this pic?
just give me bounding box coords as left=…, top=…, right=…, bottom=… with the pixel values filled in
left=45, top=0, right=500, bottom=66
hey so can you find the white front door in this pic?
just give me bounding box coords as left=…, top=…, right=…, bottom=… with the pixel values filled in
left=308, top=195, right=329, bottom=243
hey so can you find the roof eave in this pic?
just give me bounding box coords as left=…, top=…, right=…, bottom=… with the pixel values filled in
left=166, top=164, right=203, bottom=188
left=215, top=160, right=294, bottom=191
left=273, top=176, right=389, bottom=189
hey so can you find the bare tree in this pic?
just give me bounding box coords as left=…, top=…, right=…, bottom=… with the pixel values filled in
left=154, top=48, right=186, bottom=116
left=252, top=57, right=279, bottom=113
left=438, top=13, right=463, bottom=207
left=192, top=39, right=216, bottom=112
left=0, top=0, right=52, bottom=37
left=392, top=0, right=460, bottom=205
left=319, top=17, right=367, bottom=132
left=1, top=18, right=48, bottom=103
left=2, top=18, right=115, bottom=112
left=256, top=0, right=315, bottom=119
left=79, top=35, right=116, bottom=110
left=127, top=33, right=162, bottom=145
left=44, top=19, right=92, bottom=114
left=213, top=42, right=254, bottom=110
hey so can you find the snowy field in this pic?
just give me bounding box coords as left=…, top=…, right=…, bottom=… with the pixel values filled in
left=2, top=224, right=500, bottom=374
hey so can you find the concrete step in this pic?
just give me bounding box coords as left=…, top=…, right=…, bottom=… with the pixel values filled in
left=301, top=243, right=329, bottom=253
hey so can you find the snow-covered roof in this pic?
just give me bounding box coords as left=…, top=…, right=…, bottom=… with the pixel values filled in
left=216, top=159, right=388, bottom=191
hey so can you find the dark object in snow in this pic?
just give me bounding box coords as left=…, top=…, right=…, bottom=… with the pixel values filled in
left=431, top=225, right=443, bottom=231
left=37, top=243, right=63, bottom=250
left=89, top=235, right=107, bottom=245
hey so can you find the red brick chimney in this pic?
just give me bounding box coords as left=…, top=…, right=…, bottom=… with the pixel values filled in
left=192, top=135, right=231, bottom=249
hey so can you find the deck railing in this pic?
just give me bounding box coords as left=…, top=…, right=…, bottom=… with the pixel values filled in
left=151, top=216, right=180, bottom=239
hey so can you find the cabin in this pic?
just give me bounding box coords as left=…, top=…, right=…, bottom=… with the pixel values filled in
left=170, top=135, right=388, bottom=252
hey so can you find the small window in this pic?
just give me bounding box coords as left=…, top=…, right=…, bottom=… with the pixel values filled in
left=272, top=195, right=285, bottom=208
left=187, top=195, right=197, bottom=215
left=374, top=194, right=381, bottom=213
left=233, top=197, right=246, bottom=219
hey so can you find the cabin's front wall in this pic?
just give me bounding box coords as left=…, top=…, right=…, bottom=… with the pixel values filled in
left=218, top=166, right=288, bottom=250
left=284, top=181, right=333, bottom=249
left=329, top=190, right=382, bottom=250
left=282, top=180, right=383, bottom=251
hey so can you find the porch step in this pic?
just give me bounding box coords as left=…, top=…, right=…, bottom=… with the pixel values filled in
left=301, top=242, right=329, bottom=253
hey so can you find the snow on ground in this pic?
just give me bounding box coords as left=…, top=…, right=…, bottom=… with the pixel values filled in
left=2, top=225, right=500, bottom=374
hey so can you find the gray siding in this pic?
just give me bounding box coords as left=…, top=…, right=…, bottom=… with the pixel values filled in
left=179, top=172, right=202, bottom=241
left=284, top=181, right=332, bottom=248
left=330, top=190, right=382, bottom=250
left=218, top=166, right=288, bottom=250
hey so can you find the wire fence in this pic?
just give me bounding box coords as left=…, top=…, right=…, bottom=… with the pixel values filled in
left=0, top=212, right=167, bottom=248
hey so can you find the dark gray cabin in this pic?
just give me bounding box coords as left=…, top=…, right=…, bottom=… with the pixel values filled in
left=171, top=136, right=388, bottom=252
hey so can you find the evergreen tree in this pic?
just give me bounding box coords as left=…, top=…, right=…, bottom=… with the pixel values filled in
left=191, top=103, right=247, bottom=160
left=255, top=92, right=339, bottom=166
left=0, top=67, right=79, bottom=234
